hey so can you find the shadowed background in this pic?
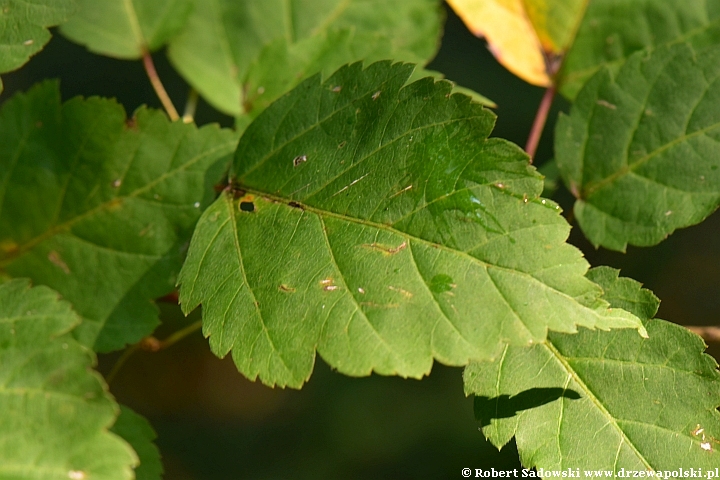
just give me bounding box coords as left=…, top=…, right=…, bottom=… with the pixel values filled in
left=1, top=5, right=718, bottom=479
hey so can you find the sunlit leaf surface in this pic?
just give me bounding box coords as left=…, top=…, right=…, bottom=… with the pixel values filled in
left=179, top=61, right=643, bottom=388
left=465, top=267, right=720, bottom=470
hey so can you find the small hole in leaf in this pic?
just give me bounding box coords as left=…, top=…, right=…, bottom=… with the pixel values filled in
left=240, top=201, right=255, bottom=212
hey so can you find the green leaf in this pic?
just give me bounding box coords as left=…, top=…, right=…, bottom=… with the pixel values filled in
left=0, top=81, right=237, bottom=352
left=556, top=43, right=720, bottom=251
left=111, top=406, right=163, bottom=480
left=464, top=268, right=720, bottom=470
left=0, top=279, right=137, bottom=479
left=0, top=0, right=76, bottom=92
left=178, top=61, right=644, bottom=389
left=60, top=0, right=193, bottom=59
left=166, top=0, right=443, bottom=117
left=559, top=0, right=720, bottom=100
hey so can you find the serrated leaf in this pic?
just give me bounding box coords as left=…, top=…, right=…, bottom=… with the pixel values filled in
left=446, top=0, right=588, bottom=87
left=0, top=81, right=237, bottom=352
left=559, top=0, right=720, bottom=100
left=166, top=0, right=442, bottom=117
left=556, top=43, right=720, bottom=252
left=111, top=406, right=163, bottom=480
left=60, top=0, right=193, bottom=59
left=0, top=279, right=137, bottom=479
left=464, top=268, right=720, bottom=470
left=0, top=0, right=76, bottom=92
left=178, top=61, right=644, bottom=389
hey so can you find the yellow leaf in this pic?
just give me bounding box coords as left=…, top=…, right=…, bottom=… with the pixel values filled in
left=447, top=0, right=588, bottom=87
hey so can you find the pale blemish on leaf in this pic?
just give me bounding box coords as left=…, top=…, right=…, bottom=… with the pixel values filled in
left=361, top=241, right=407, bottom=255
left=388, top=285, right=413, bottom=298
left=293, top=155, right=308, bottom=167
left=596, top=99, right=616, bottom=110
left=48, top=251, right=70, bottom=274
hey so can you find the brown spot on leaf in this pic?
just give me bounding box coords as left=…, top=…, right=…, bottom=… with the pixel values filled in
left=279, top=284, right=296, bottom=293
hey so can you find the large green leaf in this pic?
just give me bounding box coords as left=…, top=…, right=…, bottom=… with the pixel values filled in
left=60, top=0, right=193, bottom=59
left=166, top=0, right=443, bottom=117
left=559, top=0, right=720, bottom=100
left=111, top=406, right=163, bottom=480
left=178, top=61, right=644, bottom=389
left=0, top=0, right=76, bottom=92
left=0, top=81, right=237, bottom=352
left=556, top=43, right=720, bottom=252
left=0, top=279, right=137, bottom=479
left=465, top=267, right=720, bottom=470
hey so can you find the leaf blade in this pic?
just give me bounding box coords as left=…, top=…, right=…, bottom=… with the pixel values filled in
left=559, top=0, right=720, bottom=100
left=0, top=81, right=238, bottom=352
left=60, top=0, right=194, bottom=58
left=166, top=0, right=443, bottom=116
left=0, top=279, right=137, bottom=479
left=464, top=268, right=720, bottom=470
left=0, top=0, right=76, bottom=91
left=111, top=406, right=163, bottom=480
left=179, top=61, right=644, bottom=388
left=556, top=43, right=720, bottom=251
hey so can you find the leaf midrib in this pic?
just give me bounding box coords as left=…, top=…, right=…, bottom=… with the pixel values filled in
left=544, top=340, right=654, bottom=470
left=582, top=123, right=720, bottom=199
left=242, top=187, right=630, bottom=336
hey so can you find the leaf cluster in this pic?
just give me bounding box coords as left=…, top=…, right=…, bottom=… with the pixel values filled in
left=0, top=0, right=719, bottom=476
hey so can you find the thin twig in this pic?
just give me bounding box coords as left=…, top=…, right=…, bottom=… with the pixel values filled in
left=105, top=320, right=202, bottom=385
left=686, top=326, right=720, bottom=343
left=525, top=84, right=556, bottom=162
left=182, top=88, right=199, bottom=124
left=106, top=343, right=140, bottom=385
left=142, top=50, right=179, bottom=121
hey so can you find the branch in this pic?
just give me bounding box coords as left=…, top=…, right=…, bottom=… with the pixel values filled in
left=105, top=320, right=202, bottom=385
left=142, top=50, right=179, bottom=121
left=525, top=84, right=556, bottom=162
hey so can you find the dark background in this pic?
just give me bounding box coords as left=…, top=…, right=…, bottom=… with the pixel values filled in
left=2, top=5, right=719, bottom=479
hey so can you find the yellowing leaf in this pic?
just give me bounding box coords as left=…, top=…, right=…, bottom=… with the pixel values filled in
left=447, top=0, right=588, bottom=86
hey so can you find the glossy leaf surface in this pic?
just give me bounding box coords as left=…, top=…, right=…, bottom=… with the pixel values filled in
left=0, top=280, right=136, bottom=479
left=166, top=0, right=442, bottom=117
left=179, top=61, right=643, bottom=388
left=0, top=81, right=237, bottom=352
left=60, top=0, right=193, bottom=58
left=446, top=0, right=588, bottom=86
left=560, top=0, right=720, bottom=100
left=0, top=0, right=76, bottom=91
left=556, top=44, right=720, bottom=251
